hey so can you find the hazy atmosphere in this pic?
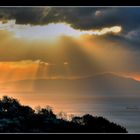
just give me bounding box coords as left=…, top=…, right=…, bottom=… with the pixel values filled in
left=0, top=7, right=140, bottom=133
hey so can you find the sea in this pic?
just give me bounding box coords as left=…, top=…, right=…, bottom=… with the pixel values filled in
left=1, top=92, right=140, bottom=133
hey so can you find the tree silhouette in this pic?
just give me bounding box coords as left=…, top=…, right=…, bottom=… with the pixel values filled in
left=0, top=96, right=127, bottom=133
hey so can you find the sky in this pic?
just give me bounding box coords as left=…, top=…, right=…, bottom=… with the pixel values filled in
left=0, top=7, right=140, bottom=82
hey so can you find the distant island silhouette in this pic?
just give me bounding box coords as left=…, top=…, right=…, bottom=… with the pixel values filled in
left=0, top=96, right=127, bottom=133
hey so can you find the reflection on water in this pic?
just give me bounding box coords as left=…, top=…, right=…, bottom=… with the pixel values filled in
left=0, top=92, right=140, bottom=133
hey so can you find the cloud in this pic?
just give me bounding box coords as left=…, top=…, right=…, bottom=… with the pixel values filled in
left=0, top=31, right=95, bottom=76
left=0, top=7, right=140, bottom=45
left=0, top=20, right=122, bottom=40
left=0, top=7, right=50, bottom=25
left=1, top=7, right=140, bottom=79
left=0, top=7, right=140, bottom=36
left=0, top=28, right=140, bottom=80
left=0, top=7, right=135, bottom=30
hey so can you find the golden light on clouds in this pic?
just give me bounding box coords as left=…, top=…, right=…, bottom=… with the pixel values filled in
left=92, top=26, right=122, bottom=35
left=1, top=7, right=140, bottom=120
left=0, top=61, right=38, bottom=82
left=0, top=19, right=136, bottom=84
left=0, top=20, right=122, bottom=41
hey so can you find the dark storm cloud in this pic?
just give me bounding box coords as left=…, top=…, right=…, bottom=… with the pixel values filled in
left=0, top=7, right=50, bottom=25
left=0, top=7, right=140, bottom=32
left=1, top=7, right=140, bottom=50
left=0, top=7, right=133, bottom=28
left=0, top=7, right=101, bottom=26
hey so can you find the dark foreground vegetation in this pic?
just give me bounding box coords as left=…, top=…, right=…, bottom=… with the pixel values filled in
left=0, top=96, right=127, bottom=133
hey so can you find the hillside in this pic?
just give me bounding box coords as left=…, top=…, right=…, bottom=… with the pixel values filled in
left=1, top=73, right=140, bottom=96
left=0, top=96, right=127, bottom=133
